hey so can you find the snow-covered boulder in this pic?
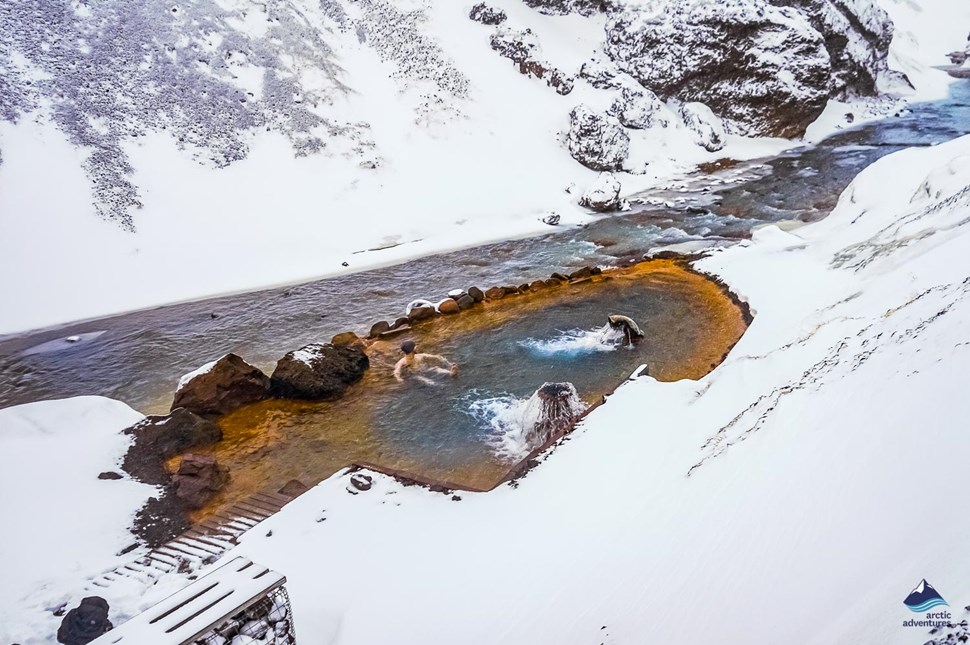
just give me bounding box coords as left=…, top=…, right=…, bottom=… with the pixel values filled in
left=270, top=343, right=370, bottom=400
left=610, top=86, right=668, bottom=130
left=772, top=0, right=896, bottom=97
left=679, top=102, right=726, bottom=152
left=489, top=27, right=540, bottom=64
left=468, top=2, right=506, bottom=25
left=522, top=0, right=607, bottom=16
left=579, top=54, right=622, bottom=89
left=566, top=105, right=630, bottom=171
left=171, top=353, right=271, bottom=418
left=604, top=0, right=831, bottom=138
left=579, top=172, right=624, bottom=212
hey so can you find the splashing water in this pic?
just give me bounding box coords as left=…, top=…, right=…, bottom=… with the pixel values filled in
left=464, top=383, right=587, bottom=461
left=519, top=325, right=627, bottom=357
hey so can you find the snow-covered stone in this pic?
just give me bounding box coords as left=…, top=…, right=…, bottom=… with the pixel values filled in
left=468, top=2, right=506, bottom=25
left=579, top=54, right=622, bottom=89
left=605, top=0, right=832, bottom=137
left=522, top=0, right=607, bottom=17
left=579, top=172, right=624, bottom=212
left=678, top=102, right=726, bottom=152
left=489, top=27, right=540, bottom=64
left=610, top=86, right=668, bottom=130
left=566, top=105, right=630, bottom=171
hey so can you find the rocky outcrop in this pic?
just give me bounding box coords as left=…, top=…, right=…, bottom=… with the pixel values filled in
left=579, top=172, right=624, bottom=212
left=171, top=354, right=270, bottom=418
left=610, top=85, right=668, bottom=129
left=523, top=0, right=607, bottom=16
left=173, top=454, right=230, bottom=509
left=123, top=408, right=223, bottom=485
left=566, top=105, right=630, bottom=171
left=579, top=55, right=622, bottom=89
left=490, top=28, right=574, bottom=95
left=270, top=343, right=369, bottom=400
left=767, top=0, right=895, bottom=97
left=469, top=2, right=506, bottom=25
left=56, top=596, right=113, bottom=645
left=679, top=102, right=726, bottom=152
left=605, top=0, right=832, bottom=137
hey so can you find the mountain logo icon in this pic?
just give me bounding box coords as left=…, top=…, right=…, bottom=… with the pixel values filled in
left=903, top=579, right=949, bottom=612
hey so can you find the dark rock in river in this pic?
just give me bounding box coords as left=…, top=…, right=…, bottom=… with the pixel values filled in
left=469, top=2, right=506, bottom=25
left=392, top=317, right=411, bottom=329
left=171, top=353, right=270, bottom=418
left=369, top=321, right=391, bottom=338
left=604, top=0, right=832, bottom=137
left=123, top=408, right=223, bottom=486
left=56, top=596, right=112, bottom=645
left=408, top=305, right=437, bottom=322
left=468, top=286, right=485, bottom=302
left=566, top=105, right=629, bottom=171
left=270, top=343, right=369, bottom=400
left=485, top=286, right=506, bottom=300
left=456, top=294, right=476, bottom=310
left=569, top=266, right=593, bottom=281
left=173, top=453, right=229, bottom=510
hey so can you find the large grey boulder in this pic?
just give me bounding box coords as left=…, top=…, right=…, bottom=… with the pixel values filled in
left=270, top=343, right=369, bottom=400
left=566, top=105, right=630, bottom=171
left=605, top=0, right=832, bottom=137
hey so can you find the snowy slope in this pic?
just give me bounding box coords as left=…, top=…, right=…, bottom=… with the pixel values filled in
left=210, top=128, right=970, bottom=645
left=0, top=0, right=928, bottom=334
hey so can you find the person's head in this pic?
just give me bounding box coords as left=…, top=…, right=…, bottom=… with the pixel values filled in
left=400, top=340, right=416, bottom=355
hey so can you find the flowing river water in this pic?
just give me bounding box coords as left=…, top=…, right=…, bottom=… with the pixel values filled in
left=2, top=81, right=969, bottom=516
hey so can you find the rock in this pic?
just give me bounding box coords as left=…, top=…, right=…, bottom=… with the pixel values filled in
left=171, top=354, right=270, bottom=418
left=56, top=596, right=113, bottom=645
left=949, top=50, right=969, bottom=66
left=544, top=278, right=562, bottom=288
left=469, top=2, right=506, bottom=24
left=579, top=172, right=623, bottom=212
left=98, top=471, right=122, bottom=480
left=456, top=294, right=476, bottom=310
left=518, top=60, right=574, bottom=95
left=278, top=479, right=309, bottom=497
left=566, top=105, right=629, bottom=171
left=679, top=102, right=726, bottom=152
left=447, top=288, right=466, bottom=298
left=269, top=343, right=369, bottom=400
left=550, top=272, right=569, bottom=282
left=490, top=27, right=539, bottom=64
left=123, top=408, right=223, bottom=485
left=541, top=213, right=561, bottom=226
left=523, top=0, right=606, bottom=16
left=437, top=298, right=460, bottom=314
left=408, top=306, right=437, bottom=322
left=330, top=331, right=360, bottom=347
left=518, top=283, right=531, bottom=292
left=392, top=317, right=411, bottom=329
left=569, top=267, right=593, bottom=281
left=173, top=453, right=229, bottom=510
left=530, top=280, right=548, bottom=290
left=405, top=299, right=436, bottom=316
left=468, top=286, right=485, bottom=302
left=604, top=0, right=832, bottom=137
left=368, top=321, right=391, bottom=338
left=485, top=286, right=506, bottom=300
left=502, top=286, right=521, bottom=295
left=610, top=85, right=668, bottom=129
left=579, top=54, right=622, bottom=89
left=350, top=473, right=373, bottom=491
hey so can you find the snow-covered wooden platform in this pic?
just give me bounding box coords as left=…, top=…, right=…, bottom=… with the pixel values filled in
left=91, top=557, right=287, bottom=644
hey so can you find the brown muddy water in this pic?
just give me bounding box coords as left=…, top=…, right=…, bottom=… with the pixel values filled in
left=186, top=259, right=747, bottom=518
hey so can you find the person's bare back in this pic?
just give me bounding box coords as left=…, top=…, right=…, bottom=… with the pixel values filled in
left=393, top=340, right=458, bottom=384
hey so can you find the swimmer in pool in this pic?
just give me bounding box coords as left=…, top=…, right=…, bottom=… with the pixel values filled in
left=393, top=340, right=459, bottom=384
left=608, top=314, right=644, bottom=346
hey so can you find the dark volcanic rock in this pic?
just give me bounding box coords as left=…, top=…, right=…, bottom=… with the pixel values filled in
left=98, top=471, right=123, bottom=480
left=270, top=343, right=369, bottom=400
left=468, top=286, right=485, bottom=302
left=456, top=294, right=476, bottom=310
left=605, top=0, right=832, bottom=137
left=485, top=286, right=507, bottom=300
left=173, top=454, right=229, bottom=510
left=469, top=2, right=506, bottom=24
left=566, top=105, right=629, bottom=171
left=408, top=305, right=437, bottom=322
left=350, top=473, right=374, bottom=491
left=123, top=408, right=222, bottom=486
left=171, top=353, right=270, bottom=418
left=56, top=596, right=112, bottom=645
left=523, top=0, right=607, bottom=16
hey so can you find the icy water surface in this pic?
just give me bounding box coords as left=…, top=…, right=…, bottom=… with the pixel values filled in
left=191, top=260, right=747, bottom=514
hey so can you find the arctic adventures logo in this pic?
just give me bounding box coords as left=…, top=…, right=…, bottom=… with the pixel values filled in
left=902, top=579, right=951, bottom=629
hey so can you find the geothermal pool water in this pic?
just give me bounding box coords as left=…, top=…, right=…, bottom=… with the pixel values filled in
left=190, top=260, right=747, bottom=517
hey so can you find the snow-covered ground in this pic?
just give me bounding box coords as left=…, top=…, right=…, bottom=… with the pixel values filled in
left=3, top=0, right=965, bottom=335
left=4, top=94, right=970, bottom=645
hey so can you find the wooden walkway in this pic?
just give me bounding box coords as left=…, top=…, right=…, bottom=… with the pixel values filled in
left=89, top=489, right=297, bottom=590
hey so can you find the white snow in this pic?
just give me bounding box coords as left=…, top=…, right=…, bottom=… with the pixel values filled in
left=176, top=358, right=218, bottom=391
left=138, top=125, right=970, bottom=645
left=0, top=397, right=154, bottom=643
